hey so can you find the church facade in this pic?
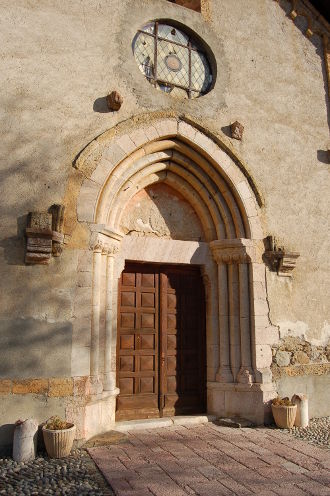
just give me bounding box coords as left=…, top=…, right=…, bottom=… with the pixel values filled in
left=0, top=0, right=329, bottom=451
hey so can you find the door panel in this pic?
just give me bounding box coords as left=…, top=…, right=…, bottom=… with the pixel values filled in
left=116, top=266, right=159, bottom=420
left=116, top=263, right=206, bottom=420
left=161, top=267, right=206, bottom=416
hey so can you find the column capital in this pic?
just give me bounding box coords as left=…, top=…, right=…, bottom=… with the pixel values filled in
left=90, top=231, right=121, bottom=255
left=102, top=243, right=120, bottom=256
left=210, top=239, right=256, bottom=264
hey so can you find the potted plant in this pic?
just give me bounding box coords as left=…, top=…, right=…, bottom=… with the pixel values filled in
left=42, top=416, right=76, bottom=458
left=271, top=396, right=297, bottom=429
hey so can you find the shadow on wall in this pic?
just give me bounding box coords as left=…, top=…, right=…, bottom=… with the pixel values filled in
left=0, top=215, right=28, bottom=266
left=281, top=3, right=330, bottom=133
left=120, top=182, right=206, bottom=242
left=317, top=150, right=329, bottom=164
left=93, top=96, right=111, bottom=114
left=0, top=318, right=72, bottom=378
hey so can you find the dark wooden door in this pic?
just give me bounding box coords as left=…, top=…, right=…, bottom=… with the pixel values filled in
left=116, top=263, right=206, bottom=421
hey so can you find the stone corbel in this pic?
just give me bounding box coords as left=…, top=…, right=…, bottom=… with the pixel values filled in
left=263, top=236, right=299, bottom=277
left=25, top=206, right=65, bottom=264
left=49, top=204, right=65, bottom=256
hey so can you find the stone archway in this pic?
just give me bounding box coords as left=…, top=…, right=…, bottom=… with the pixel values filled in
left=75, top=117, right=276, bottom=431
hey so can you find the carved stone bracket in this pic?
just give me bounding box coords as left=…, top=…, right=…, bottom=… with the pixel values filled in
left=25, top=206, right=65, bottom=265
left=263, top=236, right=300, bottom=277
left=210, top=238, right=256, bottom=265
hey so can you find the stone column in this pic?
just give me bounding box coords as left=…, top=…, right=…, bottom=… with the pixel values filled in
left=91, top=240, right=103, bottom=379
left=210, top=239, right=255, bottom=384
left=237, top=261, right=254, bottom=384
left=103, top=243, right=119, bottom=391
left=215, top=261, right=233, bottom=382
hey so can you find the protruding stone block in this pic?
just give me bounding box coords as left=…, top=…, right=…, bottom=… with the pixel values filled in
left=230, top=121, right=244, bottom=140
left=106, top=91, right=123, bottom=111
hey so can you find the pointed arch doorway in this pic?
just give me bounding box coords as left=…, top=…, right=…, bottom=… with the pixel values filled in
left=116, top=262, right=206, bottom=420
left=75, top=117, right=276, bottom=434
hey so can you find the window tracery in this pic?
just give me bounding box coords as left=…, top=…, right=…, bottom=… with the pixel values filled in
left=133, top=21, right=212, bottom=99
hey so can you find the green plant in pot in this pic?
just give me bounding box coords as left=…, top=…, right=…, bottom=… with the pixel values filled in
left=271, top=396, right=297, bottom=429
left=42, top=416, right=76, bottom=458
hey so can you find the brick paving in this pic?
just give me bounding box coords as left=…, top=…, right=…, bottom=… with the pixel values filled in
left=88, top=423, right=330, bottom=496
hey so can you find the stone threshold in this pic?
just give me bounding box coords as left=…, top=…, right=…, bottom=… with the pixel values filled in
left=114, top=414, right=217, bottom=432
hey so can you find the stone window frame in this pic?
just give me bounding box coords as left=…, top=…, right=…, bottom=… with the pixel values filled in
left=133, top=20, right=213, bottom=99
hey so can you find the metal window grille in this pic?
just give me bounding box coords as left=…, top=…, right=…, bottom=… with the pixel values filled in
left=133, top=21, right=212, bottom=99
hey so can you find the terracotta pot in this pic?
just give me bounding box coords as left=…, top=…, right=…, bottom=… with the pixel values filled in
left=271, top=404, right=297, bottom=429
left=42, top=424, right=76, bottom=458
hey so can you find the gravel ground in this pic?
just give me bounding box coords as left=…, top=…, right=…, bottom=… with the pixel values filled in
left=0, top=418, right=329, bottom=495
left=286, top=416, right=330, bottom=449
left=0, top=449, right=113, bottom=496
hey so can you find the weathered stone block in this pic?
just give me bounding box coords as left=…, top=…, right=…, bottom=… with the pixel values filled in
left=106, top=91, right=123, bottom=111
left=73, top=377, right=88, bottom=397
left=292, top=351, right=310, bottom=365
left=0, top=380, right=12, bottom=394
left=255, top=345, right=272, bottom=368
left=12, top=379, right=49, bottom=395
left=48, top=378, right=73, bottom=397
left=255, top=325, right=279, bottom=345
left=71, top=347, right=90, bottom=377
left=275, top=350, right=291, bottom=367
left=230, top=121, right=244, bottom=140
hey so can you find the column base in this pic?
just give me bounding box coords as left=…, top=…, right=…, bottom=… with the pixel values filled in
left=103, top=374, right=119, bottom=394
left=237, top=366, right=254, bottom=384
left=207, top=381, right=277, bottom=425
left=216, top=365, right=234, bottom=383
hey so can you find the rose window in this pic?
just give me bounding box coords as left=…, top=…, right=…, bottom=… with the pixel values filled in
left=133, top=21, right=213, bottom=99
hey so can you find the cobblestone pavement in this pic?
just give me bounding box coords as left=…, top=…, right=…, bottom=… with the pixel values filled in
left=0, top=449, right=113, bottom=496
left=287, top=416, right=330, bottom=449
left=88, top=422, right=330, bottom=496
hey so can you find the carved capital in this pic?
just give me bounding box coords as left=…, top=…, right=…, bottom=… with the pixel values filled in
left=90, top=233, right=104, bottom=252
left=102, top=243, right=120, bottom=256
left=90, top=229, right=122, bottom=255
left=210, top=239, right=256, bottom=265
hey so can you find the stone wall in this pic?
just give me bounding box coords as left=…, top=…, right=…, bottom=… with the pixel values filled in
left=271, top=335, right=330, bottom=416
left=0, top=0, right=329, bottom=444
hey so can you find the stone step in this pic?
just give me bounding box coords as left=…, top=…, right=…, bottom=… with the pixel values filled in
left=114, top=415, right=217, bottom=432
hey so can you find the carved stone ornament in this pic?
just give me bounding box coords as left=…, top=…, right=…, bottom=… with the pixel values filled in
left=230, top=121, right=244, bottom=140
left=106, top=91, right=123, bottom=111
left=25, top=206, right=65, bottom=265
left=210, top=239, right=255, bottom=265
left=49, top=204, right=65, bottom=256
left=263, top=236, right=299, bottom=277
left=90, top=231, right=121, bottom=255
left=103, top=243, right=120, bottom=256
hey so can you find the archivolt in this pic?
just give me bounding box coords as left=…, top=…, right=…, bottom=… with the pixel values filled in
left=77, top=119, right=263, bottom=241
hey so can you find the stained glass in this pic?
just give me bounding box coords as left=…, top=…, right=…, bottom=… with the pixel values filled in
left=133, top=21, right=212, bottom=99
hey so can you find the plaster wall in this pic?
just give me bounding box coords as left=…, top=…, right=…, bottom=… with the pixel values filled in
left=0, top=0, right=329, bottom=439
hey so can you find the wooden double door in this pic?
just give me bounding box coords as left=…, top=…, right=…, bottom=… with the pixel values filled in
left=116, top=262, right=206, bottom=420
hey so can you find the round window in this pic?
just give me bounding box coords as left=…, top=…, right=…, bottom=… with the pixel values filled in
left=133, top=21, right=213, bottom=99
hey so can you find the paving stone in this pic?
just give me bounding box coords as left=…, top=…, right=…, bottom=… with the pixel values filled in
left=271, top=484, right=310, bottom=496
left=217, top=417, right=255, bottom=428
left=3, top=421, right=329, bottom=496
